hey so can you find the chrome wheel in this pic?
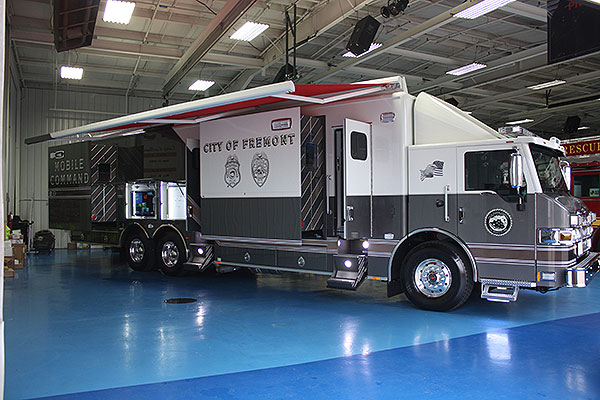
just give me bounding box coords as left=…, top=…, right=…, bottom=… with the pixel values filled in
left=161, top=241, right=180, bottom=267
left=414, top=258, right=452, bottom=298
left=129, top=238, right=145, bottom=263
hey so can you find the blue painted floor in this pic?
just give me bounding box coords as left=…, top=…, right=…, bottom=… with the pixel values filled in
left=4, top=249, right=600, bottom=399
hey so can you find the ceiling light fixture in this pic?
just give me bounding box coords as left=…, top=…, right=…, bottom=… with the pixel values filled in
left=446, top=62, right=487, bottom=76
left=189, top=80, right=215, bottom=91
left=506, top=118, right=534, bottom=125
left=453, top=0, right=516, bottom=19
left=103, top=0, right=136, bottom=24
left=60, top=66, right=83, bottom=80
left=343, top=43, right=382, bottom=58
left=578, top=126, right=591, bottom=130
left=230, top=21, right=269, bottom=41
left=527, top=80, right=567, bottom=90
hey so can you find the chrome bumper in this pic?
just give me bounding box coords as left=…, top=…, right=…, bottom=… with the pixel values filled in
left=566, top=252, right=600, bottom=288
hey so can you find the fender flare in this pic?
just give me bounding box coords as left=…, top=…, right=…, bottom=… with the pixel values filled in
left=119, top=223, right=150, bottom=248
left=153, top=224, right=189, bottom=260
left=387, top=228, right=478, bottom=281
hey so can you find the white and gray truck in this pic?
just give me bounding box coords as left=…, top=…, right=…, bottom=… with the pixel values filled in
left=34, top=77, right=599, bottom=311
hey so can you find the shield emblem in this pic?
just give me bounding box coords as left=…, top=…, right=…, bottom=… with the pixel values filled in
left=251, top=152, right=269, bottom=187
left=224, top=154, right=241, bottom=188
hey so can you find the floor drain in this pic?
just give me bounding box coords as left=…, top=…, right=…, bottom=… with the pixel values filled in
left=164, top=298, right=197, bottom=304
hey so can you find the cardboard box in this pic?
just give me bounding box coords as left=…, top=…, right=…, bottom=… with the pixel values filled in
left=12, top=243, right=26, bottom=264
left=4, top=257, right=15, bottom=269
left=4, top=267, right=14, bottom=278
left=67, top=242, right=78, bottom=250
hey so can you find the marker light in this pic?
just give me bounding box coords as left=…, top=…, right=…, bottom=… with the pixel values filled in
left=362, top=241, right=370, bottom=250
left=344, top=260, right=353, bottom=269
left=197, top=248, right=204, bottom=255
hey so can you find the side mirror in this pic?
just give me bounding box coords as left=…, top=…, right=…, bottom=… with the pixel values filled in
left=510, top=153, right=524, bottom=189
left=560, top=160, right=572, bottom=190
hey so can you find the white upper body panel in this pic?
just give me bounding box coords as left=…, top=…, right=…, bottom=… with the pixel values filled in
left=414, top=92, right=504, bottom=145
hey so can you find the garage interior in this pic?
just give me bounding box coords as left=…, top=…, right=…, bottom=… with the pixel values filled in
left=2, top=0, right=600, bottom=398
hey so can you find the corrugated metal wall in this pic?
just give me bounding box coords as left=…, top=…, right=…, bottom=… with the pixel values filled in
left=16, top=88, right=158, bottom=248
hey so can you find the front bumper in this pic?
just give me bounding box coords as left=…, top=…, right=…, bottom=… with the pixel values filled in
left=566, top=252, right=600, bottom=288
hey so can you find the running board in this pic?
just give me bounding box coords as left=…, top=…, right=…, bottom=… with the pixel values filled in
left=327, top=254, right=367, bottom=291
left=481, top=284, right=519, bottom=303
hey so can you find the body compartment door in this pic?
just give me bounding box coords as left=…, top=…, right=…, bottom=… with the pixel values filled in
left=343, top=118, right=372, bottom=239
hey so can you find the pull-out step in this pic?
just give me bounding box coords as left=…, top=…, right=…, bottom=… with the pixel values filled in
left=327, top=254, right=367, bottom=290
left=481, top=284, right=519, bottom=303
left=184, top=243, right=214, bottom=272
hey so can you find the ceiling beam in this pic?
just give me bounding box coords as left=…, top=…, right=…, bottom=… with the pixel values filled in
left=302, top=0, right=486, bottom=83
left=162, top=0, right=258, bottom=97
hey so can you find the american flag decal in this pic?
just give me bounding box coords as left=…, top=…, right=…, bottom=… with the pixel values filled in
left=420, top=160, right=444, bottom=181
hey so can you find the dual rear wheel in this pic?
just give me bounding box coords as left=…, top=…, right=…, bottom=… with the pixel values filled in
left=124, top=231, right=186, bottom=276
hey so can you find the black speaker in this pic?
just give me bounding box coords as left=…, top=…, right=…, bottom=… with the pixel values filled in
left=272, top=63, right=297, bottom=83
left=563, top=116, right=581, bottom=134
left=445, top=97, right=459, bottom=107
left=346, top=15, right=380, bottom=56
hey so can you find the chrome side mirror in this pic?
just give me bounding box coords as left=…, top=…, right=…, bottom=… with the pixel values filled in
left=560, top=160, right=572, bottom=190
left=510, top=153, right=524, bottom=189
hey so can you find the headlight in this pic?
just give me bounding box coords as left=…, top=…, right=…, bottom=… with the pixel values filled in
left=539, top=228, right=582, bottom=245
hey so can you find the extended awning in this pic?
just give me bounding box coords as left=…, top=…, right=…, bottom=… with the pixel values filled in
left=25, top=76, right=405, bottom=145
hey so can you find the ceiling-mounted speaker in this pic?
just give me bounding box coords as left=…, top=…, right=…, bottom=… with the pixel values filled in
left=446, top=97, right=459, bottom=107
left=563, top=116, right=581, bottom=134
left=346, top=15, right=381, bottom=56
left=389, top=2, right=400, bottom=16
left=272, top=63, right=297, bottom=83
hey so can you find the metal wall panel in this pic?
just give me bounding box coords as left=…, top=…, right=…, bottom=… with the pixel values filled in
left=15, top=87, right=157, bottom=248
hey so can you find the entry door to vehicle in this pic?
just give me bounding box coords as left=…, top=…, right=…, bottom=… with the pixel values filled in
left=343, top=119, right=372, bottom=239
left=457, top=147, right=536, bottom=282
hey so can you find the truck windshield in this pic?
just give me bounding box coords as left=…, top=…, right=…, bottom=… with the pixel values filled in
left=530, top=144, right=568, bottom=193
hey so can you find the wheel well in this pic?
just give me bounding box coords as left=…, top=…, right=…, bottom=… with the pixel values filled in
left=119, top=224, right=149, bottom=249
left=153, top=225, right=188, bottom=258
left=389, top=230, right=477, bottom=284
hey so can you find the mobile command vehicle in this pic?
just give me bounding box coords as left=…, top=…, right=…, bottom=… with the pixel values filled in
left=32, top=77, right=599, bottom=311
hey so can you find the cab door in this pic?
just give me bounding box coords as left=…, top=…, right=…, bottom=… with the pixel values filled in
left=341, top=119, right=372, bottom=239
left=457, top=146, right=536, bottom=282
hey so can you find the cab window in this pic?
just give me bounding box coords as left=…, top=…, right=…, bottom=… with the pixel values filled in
left=465, top=150, right=524, bottom=200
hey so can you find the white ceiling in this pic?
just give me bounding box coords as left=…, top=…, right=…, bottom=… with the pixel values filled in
left=7, top=0, right=600, bottom=138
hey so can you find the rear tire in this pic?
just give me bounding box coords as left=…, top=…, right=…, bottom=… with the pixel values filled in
left=124, top=233, right=155, bottom=272
left=156, top=232, right=186, bottom=277
left=401, top=241, right=473, bottom=312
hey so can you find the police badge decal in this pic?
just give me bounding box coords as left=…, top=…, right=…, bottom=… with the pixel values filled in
left=251, top=152, right=269, bottom=187
left=224, top=154, right=241, bottom=188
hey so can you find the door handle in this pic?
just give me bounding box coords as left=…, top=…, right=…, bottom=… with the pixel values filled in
left=444, top=185, right=450, bottom=222
left=459, top=207, right=464, bottom=224
left=347, top=205, right=354, bottom=222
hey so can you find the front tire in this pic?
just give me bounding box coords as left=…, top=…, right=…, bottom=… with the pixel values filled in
left=124, top=233, right=155, bottom=272
left=401, top=241, right=473, bottom=312
left=156, top=232, right=186, bottom=276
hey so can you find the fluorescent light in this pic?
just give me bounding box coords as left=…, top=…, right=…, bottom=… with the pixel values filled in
left=506, top=118, right=534, bottom=125
left=103, top=0, right=136, bottom=24
left=454, top=0, right=516, bottom=19
left=122, top=129, right=145, bottom=137
left=527, top=80, right=566, bottom=90
left=60, top=66, right=83, bottom=80
left=189, top=80, right=215, bottom=91
left=230, top=21, right=269, bottom=41
left=578, top=126, right=591, bottom=131
left=446, top=62, right=487, bottom=76
left=343, top=43, right=383, bottom=57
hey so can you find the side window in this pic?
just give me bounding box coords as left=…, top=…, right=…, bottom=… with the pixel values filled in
left=573, top=174, right=600, bottom=197
left=350, top=131, right=368, bottom=161
left=464, top=150, right=525, bottom=198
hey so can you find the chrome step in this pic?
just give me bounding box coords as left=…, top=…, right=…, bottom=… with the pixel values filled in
left=327, top=254, right=367, bottom=291
left=481, top=284, right=519, bottom=303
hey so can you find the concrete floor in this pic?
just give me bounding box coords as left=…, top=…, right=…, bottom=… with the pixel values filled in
left=5, top=249, right=600, bottom=399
